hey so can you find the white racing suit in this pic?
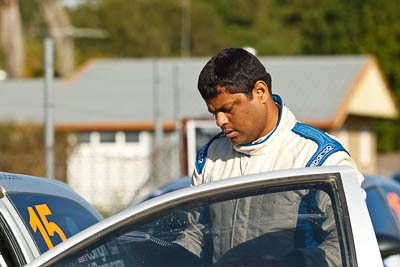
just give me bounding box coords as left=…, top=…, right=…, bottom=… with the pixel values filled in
left=176, top=94, right=364, bottom=266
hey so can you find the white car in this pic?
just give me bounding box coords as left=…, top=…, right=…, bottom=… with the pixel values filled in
left=0, top=172, right=103, bottom=266
left=26, top=166, right=392, bottom=266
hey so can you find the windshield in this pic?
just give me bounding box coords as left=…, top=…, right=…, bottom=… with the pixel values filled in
left=52, top=179, right=351, bottom=267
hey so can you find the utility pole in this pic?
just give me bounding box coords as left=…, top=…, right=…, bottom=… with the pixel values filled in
left=173, top=64, right=182, bottom=176
left=153, top=60, right=163, bottom=148
left=152, top=60, right=163, bottom=183
left=44, top=37, right=55, bottom=178
left=181, top=0, right=191, bottom=57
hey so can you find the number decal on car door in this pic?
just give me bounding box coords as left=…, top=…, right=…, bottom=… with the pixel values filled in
left=28, top=204, right=67, bottom=249
left=387, top=192, right=400, bottom=221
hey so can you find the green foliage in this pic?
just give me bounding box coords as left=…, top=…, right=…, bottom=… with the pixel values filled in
left=67, top=0, right=317, bottom=58
left=69, top=0, right=183, bottom=57
left=375, top=119, right=400, bottom=152
left=302, top=0, right=400, bottom=88
left=0, top=123, right=71, bottom=182
left=190, top=1, right=226, bottom=55
left=19, top=1, right=47, bottom=77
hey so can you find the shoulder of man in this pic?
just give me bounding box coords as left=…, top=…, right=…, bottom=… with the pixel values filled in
left=291, top=122, right=350, bottom=167
left=195, top=132, right=226, bottom=175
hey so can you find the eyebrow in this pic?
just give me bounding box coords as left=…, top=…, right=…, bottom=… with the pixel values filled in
left=208, top=102, right=234, bottom=114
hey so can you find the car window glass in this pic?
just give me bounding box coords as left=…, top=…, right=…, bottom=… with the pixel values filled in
left=8, top=193, right=100, bottom=254
left=365, top=188, right=398, bottom=236
left=52, top=179, right=352, bottom=267
left=381, top=185, right=400, bottom=225
left=0, top=220, right=18, bottom=266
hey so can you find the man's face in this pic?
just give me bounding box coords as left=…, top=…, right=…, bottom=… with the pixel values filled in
left=206, top=86, right=271, bottom=145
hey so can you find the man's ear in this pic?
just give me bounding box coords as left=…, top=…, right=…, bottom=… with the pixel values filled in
left=253, top=80, right=269, bottom=103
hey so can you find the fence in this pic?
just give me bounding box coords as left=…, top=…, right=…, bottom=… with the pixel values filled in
left=67, top=133, right=182, bottom=216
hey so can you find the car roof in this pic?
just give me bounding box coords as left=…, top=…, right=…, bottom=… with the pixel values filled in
left=0, top=172, right=103, bottom=220
left=132, top=176, right=191, bottom=205
left=159, top=176, right=191, bottom=192
left=362, top=174, right=400, bottom=189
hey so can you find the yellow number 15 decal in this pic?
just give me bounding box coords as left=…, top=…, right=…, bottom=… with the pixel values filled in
left=28, top=204, right=67, bottom=250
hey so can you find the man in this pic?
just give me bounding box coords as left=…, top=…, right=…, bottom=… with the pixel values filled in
left=175, top=48, right=363, bottom=266
left=193, top=47, right=363, bottom=185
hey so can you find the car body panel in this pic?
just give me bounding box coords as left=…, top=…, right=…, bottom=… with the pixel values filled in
left=0, top=172, right=103, bottom=220
left=27, top=166, right=383, bottom=267
left=0, top=172, right=103, bottom=265
left=0, top=197, right=38, bottom=265
left=339, top=170, right=381, bottom=266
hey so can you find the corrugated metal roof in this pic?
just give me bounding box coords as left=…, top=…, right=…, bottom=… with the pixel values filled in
left=0, top=56, right=369, bottom=126
left=56, top=58, right=210, bottom=124
left=263, top=56, right=367, bottom=122
left=0, top=79, right=46, bottom=123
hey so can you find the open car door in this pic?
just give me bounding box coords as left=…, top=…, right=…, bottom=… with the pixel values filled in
left=26, top=166, right=383, bottom=267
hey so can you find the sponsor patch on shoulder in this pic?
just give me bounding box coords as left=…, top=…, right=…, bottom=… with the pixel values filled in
left=195, top=145, right=208, bottom=174
left=194, top=131, right=224, bottom=174
left=292, top=122, right=348, bottom=167
left=309, top=145, right=334, bottom=167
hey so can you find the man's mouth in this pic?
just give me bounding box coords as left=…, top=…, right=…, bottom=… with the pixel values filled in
left=223, top=129, right=236, bottom=138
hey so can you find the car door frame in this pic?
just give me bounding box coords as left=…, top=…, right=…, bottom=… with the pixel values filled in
left=26, top=165, right=383, bottom=267
left=0, top=191, right=40, bottom=266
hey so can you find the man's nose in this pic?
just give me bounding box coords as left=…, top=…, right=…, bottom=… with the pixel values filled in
left=215, top=112, right=228, bottom=127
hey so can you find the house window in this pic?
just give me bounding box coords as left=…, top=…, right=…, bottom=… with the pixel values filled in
left=99, top=131, right=116, bottom=143
left=125, top=131, right=139, bottom=143
left=77, top=131, right=90, bottom=143
left=360, top=129, right=371, bottom=166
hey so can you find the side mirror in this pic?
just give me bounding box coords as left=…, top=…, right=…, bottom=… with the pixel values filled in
left=376, top=233, right=400, bottom=259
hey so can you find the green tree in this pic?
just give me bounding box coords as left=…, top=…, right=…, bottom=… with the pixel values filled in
left=70, top=0, right=182, bottom=57
left=68, top=0, right=313, bottom=59
left=190, top=0, right=226, bottom=55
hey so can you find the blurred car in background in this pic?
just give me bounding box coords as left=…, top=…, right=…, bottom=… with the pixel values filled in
left=363, top=174, right=400, bottom=267
left=27, top=166, right=389, bottom=267
left=133, top=176, right=191, bottom=205
left=0, top=172, right=103, bottom=266
left=392, top=171, right=400, bottom=183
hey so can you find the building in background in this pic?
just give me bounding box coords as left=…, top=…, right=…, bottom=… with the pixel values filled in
left=183, top=56, right=398, bottom=176
left=0, top=55, right=397, bottom=213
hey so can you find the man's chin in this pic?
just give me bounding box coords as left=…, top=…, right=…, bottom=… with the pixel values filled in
left=229, top=136, right=257, bottom=146
left=229, top=137, right=246, bottom=146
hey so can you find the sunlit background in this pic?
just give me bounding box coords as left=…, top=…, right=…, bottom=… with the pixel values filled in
left=0, top=0, right=399, bottom=215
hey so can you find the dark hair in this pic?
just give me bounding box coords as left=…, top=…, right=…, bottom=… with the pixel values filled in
left=197, top=48, right=272, bottom=99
